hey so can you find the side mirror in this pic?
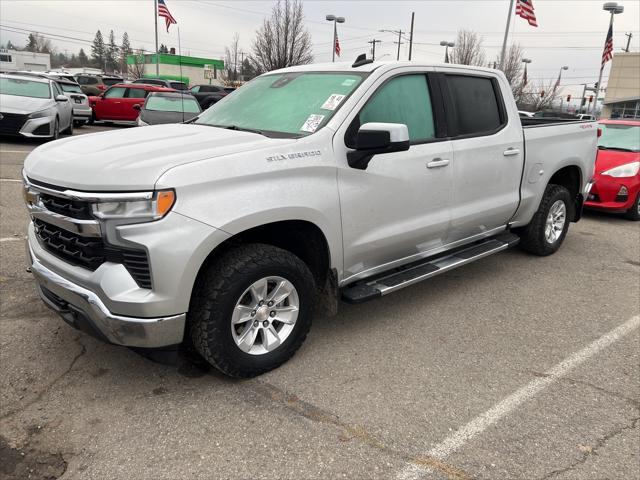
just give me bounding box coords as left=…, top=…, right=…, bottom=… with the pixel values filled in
left=133, top=104, right=142, bottom=111
left=347, top=122, right=410, bottom=170
left=55, top=95, right=68, bottom=102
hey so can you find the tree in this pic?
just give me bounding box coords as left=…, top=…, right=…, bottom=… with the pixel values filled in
left=223, top=33, right=241, bottom=83
left=241, top=57, right=257, bottom=81
left=128, top=48, right=147, bottom=79
left=25, top=33, right=54, bottom=54
left=106, top=30, right=118, bottom=72
left=518, top=80, right=560, bottom=111
left=91, top=30, right=106, bottom=69
left=495, top=43, right=525, bottom=103
left=159, top=43, right=169, bottom=53
left=251, top=0, right=313, bottom=73
left=78, top=48, right=89, bottom=66
left=6, top=40, right=15, bottom=50
left=120, top=32, right=132, bottom=73
left=450, top=30, right=486, bottom=67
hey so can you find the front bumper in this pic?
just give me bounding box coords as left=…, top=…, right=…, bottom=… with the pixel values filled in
left=28, top=241, right=186, bottom=348
left=584, top=173, right=639, bottom=212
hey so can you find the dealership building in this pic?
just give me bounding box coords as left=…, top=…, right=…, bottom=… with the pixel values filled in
left=126, top=52, right=224, bottom=86
left=602, top=52, right=640, bottom=119
left=0, top=48, right=51, bottom=72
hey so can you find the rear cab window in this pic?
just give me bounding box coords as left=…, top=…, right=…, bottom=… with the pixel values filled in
left=443, top=74, right=506, bottom=137
left=104, top=87, right=127, bottom=98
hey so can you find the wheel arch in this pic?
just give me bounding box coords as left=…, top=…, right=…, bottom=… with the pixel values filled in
left=547, top=164, right=583, bottom=221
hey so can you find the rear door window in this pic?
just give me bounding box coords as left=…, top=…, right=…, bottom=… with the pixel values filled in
left=354, top=74, right=436, bottom=144
left=126, top=88, right=147, bottom=99
left=444, top=75, right=505, bottom=136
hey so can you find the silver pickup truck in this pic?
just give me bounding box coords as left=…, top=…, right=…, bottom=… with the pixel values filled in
left=23, top=60, right=597, bottom=377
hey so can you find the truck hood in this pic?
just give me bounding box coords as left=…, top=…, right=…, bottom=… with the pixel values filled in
left=24, top=123, right=295, bottom=191
left=0, top=94, right=54, bottom=114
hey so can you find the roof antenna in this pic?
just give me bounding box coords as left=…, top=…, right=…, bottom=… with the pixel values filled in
left=352, top=53, right=374, bottom=68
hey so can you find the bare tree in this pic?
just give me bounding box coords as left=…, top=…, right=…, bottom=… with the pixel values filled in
left=449, top=30, right=486, bottom=66
left=251, top=0, right=313, bottom=73
left=127, top=49, right=146, bottom=80
left=25, top=32, right=54, bottom=54
left=518, top=80, right=561, bottom=111
left=495, top=43, right=525, bottom=103
left=223, top=33, right=241, bottom=84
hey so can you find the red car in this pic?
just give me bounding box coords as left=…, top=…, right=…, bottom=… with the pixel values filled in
left=89, top=83, right=176, bottom=123
left=585, top=119, right=640, bottom=220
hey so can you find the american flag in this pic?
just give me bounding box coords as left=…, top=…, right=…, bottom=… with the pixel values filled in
left=516, top=0, right=538, bottom=27
left=158, top=0, right=177, bottom=32
left=335, top=33, right=341, bottom=57
left=601, top=24, right=613, bottom=68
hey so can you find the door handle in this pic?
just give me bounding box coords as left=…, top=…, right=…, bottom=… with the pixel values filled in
left=427, top=158, right=450, bottom=168
left=503, top=148, right=521, bottom=156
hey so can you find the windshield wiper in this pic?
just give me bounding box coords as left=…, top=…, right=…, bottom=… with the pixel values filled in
left=598, top=146, right=636, bottom=152
left=205, top=124, right=265, bottom=136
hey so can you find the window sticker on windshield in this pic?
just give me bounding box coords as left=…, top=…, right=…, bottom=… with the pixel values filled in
left=321, top=94, right=346, bottom=111
left=300, top=114, right=325, bottom=133
left=342, top=79, right=356, bottom=87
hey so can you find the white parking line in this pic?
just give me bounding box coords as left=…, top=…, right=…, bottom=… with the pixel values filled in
left=0, top=178, right=22, bottom=182
left=397, top=314, right=640, bottom=480
left=0, top=150, right=30, bottom=154
left=0, top=237, right=24, bottom=242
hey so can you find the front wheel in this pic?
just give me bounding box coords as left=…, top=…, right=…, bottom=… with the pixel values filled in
left=518, top=184, right=573, bottom=256
left=189, top=244, right=315, bottom=378
left=624, top=193, right=640, bottom=221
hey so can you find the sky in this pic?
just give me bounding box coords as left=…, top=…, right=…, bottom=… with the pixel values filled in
left=1, top=0, right=639, bottom=102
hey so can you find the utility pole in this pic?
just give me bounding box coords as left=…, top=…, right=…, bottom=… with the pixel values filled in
left=394, top=30, right=404, bottom=61
left=368, top=39, right=381, bottom=60
left=408, top=12, right=415, bottom=61
left=623, top=32, right=633, bottom=52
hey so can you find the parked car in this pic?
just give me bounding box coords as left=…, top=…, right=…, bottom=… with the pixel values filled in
left=132, top=78, right=189, bottom=91
left=0, top=73, right=73, bottom=140
left=53, top=78, right=92, bottom=127
left=136, top=91, right=201, bottom=126
left=577, top=114, right=596, bottom=121
left=584, top=119, right=640, bottom=220
left=89, top=83, right=176, bottom=123
left=44, top=70, right=78, bottom=83
left=190, top=84, right=228, bottom=108
left=533, top=110, right=578, bottom=120
left=23, top=61, right=597, bottom=377
left=223, top=86, right=236, bottom=93
left=76, top=74, right=123, bottom=96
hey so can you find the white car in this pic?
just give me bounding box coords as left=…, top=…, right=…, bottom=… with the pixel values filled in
left=577, top=114, right=596, bottom=121
left=0, top=73, right=73, bottom=140
left=54, top=78, right=92, bottom=127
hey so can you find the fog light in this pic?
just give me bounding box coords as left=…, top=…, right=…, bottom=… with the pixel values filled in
left=615, top=185, right=629, bottom=202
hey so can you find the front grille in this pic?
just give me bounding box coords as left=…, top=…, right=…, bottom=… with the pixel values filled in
left=0, top=112, right=28, bottom=135
left=34, top=219, right=152, bottom=289
left=40, top=193, right=94, bottom=219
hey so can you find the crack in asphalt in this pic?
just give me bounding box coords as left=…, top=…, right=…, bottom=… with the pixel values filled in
left=250, top=381, right=473, bottom=480
left=0, top=336, right=87, bottom=421
left=526, top=370, right=640, bottom=409
left=537, top=416, right=640, bottom=479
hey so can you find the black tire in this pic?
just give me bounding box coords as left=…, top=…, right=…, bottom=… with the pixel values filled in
left=65, top=118, right=74, bottom=135
left=624, top=193, right=640, bottom=221
left=189, top=244, right=315, bottom=378
left=48, top=118, right=59, bottom=142
left=88, top=112, right=95, bottom=125
left=74, top=120, right=86, bottom=128
left=518, top=184, right=573, bottom=256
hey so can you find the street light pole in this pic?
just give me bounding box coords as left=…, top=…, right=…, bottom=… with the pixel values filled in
left=326, top=15, right=345, bottom=62
left=380, top=29, right=406, bottom=61
left=594, top=2, right=624, bottom=114
left=440, top=41, right=454, bottom=63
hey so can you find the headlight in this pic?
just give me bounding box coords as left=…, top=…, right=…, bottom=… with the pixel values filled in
left=91, top=190, right=175, bottom=221
left=602, top=161, right=640, bottom=178
left=29, top=110, right=54, bottom=119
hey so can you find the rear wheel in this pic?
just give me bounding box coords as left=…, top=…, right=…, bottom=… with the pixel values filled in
left=88, top=112, right=95, bottom=125
left=624, top=193, right=640, bottom=221
left=518, top=184, right=573, bottom=256
left=189, top=244, right=315, bottom=378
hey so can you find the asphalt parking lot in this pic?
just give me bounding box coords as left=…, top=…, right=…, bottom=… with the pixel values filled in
left=1, top=125, right=639, bottom=480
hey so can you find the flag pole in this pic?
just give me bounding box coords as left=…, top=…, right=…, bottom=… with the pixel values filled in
left=499, top=0, right=515, bottom=70
left=154, top=0, right=159, bottom=76
left=594, top=10, right=615, bottom=114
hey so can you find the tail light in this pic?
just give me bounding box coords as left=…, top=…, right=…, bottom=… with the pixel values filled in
left=97, top=84, right=107, bottom=91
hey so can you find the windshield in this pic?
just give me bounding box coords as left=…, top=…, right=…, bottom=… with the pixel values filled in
left=145, top=95, right=200, bottom=113
left=0, top=77, right=51, bottom=99
left=60, top=83, right=82, bottom=94
left=598, top=124, right=640, bottom=152
left=195, top=72, right=366, bottom=137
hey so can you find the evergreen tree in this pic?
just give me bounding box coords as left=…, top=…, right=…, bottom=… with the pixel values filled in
left=6, top=40, right=15, bottom=50
left=159, top=43, right=169, bottom=54
left=120, top=32, right=132, bottom=73
left=106, top=29, right=118, bottom=72
left=91, top=30, right=106, bottom=69
left=26, top=33, right=38, bottom=52
left=78, top=48, right=89, bottom=66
